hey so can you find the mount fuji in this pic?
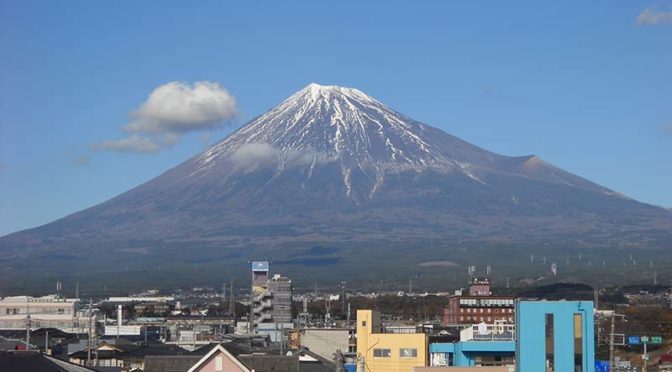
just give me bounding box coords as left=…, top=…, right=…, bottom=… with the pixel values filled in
left=2, top=83, right=671, bottom=287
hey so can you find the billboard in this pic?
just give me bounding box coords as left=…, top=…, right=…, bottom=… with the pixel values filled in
left=252, top=261, right=269, bottom=272
left=627, top=336, right=641, bottom=345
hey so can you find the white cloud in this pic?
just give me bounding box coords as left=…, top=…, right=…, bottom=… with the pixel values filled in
left=92, top=134, right=161, bottom=153
left=230, top=143, right=280, bottom=165
left=230, top=143, right=332, bottom=167
left=93, top=81, right=237, bottom=154
left=126, top=81, right=237, bottom=133
left=637, top=8, right=672, bottom=25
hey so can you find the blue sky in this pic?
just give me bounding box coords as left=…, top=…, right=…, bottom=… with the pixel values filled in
left=1, top=1, right=671, bottom=236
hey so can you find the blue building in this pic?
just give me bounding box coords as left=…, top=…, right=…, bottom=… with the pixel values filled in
left=428, top=301, right=595, bottom=371
left=429, top=323, right=516, bottom=367
left=515, top=300, right=594, bottom=372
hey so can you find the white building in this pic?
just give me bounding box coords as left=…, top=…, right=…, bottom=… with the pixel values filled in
left=0, top=294, right=93, bottom=333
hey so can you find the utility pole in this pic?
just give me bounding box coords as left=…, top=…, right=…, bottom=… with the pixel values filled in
left=87, top=299, right=92, bottom=366
left=228, top=278, right=235, bottom=317
left=609, top=313, right=625, bottom=371
left=609, top=314, right=615, bottom=370
left=25, top=302, right=31, bottom=350
left=341, top=281, right=347, bottom=314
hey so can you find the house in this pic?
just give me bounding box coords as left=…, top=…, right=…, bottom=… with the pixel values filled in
left=144, top=341, right=335, bottom=372
left=68, top=340, right=189, bottom=370
left=0, top=350, right=97, bottom=371
left=356, top=309, right=428, bottom=372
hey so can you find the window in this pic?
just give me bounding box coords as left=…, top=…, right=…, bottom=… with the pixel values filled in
left=373, top=348, right=391, bottom=358
left=545, top=313, right=555, bottom=371
left=215, top=356, right=223, bottom=371
left=399, top=348, right=417, bottom=358
left=362, top=321, right=366, bottom=327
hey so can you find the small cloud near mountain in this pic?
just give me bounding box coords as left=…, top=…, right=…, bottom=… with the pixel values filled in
left=92, top=81, right=237, bottom=154
left=636, top=7, right=672, bottom=26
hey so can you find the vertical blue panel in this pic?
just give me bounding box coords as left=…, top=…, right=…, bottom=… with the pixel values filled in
left=515, top=301, right=594, bottom=372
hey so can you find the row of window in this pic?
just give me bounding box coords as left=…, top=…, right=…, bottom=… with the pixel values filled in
left=3, top=308, right=70, bottom=315
left=460, top=316, right=514, bottom=322
left=459, top=298, right=515, bottom=306
left=460, top=307, right=512, bottom=314
left=373, top=348, right=418, bottom=358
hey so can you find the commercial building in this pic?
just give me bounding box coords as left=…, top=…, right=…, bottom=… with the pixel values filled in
left=0, top=295, right=92, bottom=333
left=250, top=262, right=293, bottom=333
left=356, top=309, right=428, bottom=372
left=429, top=323, right=515, bottom=368
left=515, top=300, right=594, bottom=372
left=443, top=278, right=515, bottom=325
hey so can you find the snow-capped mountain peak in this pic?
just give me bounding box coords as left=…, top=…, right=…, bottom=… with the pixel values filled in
left=197, top=83, right=495, bottom=174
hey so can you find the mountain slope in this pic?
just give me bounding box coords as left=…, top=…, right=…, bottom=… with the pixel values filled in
left=1, top=83, right=671, bottom=272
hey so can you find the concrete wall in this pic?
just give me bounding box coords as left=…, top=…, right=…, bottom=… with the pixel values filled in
left=301, top=328, right=349, bottom=361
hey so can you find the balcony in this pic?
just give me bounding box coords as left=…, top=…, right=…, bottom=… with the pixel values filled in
left=460, top=322, right=515, bottom=342
left=253, top=300, right=272, bottom=314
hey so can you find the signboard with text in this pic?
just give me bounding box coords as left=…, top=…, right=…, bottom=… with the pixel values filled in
left=628, top=336, right=641, bottom=345
left=251, top=261, right=269, bottom=271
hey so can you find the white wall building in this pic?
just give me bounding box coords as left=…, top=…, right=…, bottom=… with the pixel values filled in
left=0, top=295, right=93, bottom=333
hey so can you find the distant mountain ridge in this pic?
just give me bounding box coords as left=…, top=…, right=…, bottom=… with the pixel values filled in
left=1, top=83, right=671, bottom=276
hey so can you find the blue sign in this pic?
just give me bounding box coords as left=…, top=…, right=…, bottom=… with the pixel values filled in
left=251, top=261, right=269, bottom=271
left=628, top=336, right=641, bottom=345
left=595, top=360, right=610, bottom=372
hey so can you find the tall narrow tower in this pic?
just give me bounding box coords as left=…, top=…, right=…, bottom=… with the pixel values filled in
left=250, top=261, right=270, bottom=332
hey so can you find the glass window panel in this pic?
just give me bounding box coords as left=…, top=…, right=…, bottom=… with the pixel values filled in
left=373, top=348, right=391, bottom=358
left=399, top=348, right=417, bottom=358
left=574, top=313, right=583, bottom=372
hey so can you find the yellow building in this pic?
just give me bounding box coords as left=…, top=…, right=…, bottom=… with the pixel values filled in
left=356, top=309, right=428, bottom=372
